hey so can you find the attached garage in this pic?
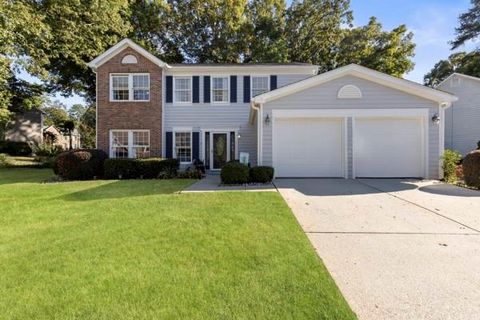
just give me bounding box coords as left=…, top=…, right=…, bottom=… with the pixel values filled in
left=353, top=117, right=425, bottom=178
left=273, top=118, right=345, bottom=177
left=251, top=64, right=458, bottom=180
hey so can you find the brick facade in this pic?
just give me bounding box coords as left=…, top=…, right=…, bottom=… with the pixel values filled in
left=96, top=47, right=162, bottom=157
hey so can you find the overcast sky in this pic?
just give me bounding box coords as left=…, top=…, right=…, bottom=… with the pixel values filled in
left=20, top=0, right=478, bottom=107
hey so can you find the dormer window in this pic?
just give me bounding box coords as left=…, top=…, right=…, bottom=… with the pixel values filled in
left=110, top=73, right=150, bottom=102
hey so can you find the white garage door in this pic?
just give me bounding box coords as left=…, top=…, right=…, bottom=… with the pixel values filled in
left=273, top=118, right=344, bottom=177
left=354, top=117, right=424, bottom=178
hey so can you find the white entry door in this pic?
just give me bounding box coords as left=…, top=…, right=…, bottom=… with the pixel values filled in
left=354, top=117, right=424, bottom=178
left=273, top=118, right=345, bottom=177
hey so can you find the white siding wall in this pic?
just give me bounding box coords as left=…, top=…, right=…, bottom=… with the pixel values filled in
left=164, top=73, right=313, bottom=166
left=438, top=75, right=480, bottom=155
left=262, top=75, right=441, bottom=179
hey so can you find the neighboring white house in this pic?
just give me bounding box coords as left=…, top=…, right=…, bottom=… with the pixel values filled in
left=437, top=73, right=480, bottom=156
left=89, top=38, right=458, bottom=180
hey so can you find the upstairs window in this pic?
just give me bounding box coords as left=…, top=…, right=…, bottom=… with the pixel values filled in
left=212, top=77, right=229, bottom=103
left=174, top=77, right=192, bottom=103
left=251, top=76, right=269, bottom=97
left=110, top=74, right=150, bottom=101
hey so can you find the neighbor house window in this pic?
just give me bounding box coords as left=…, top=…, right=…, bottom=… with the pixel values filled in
left=110, top=74, right=150, bottom=101
left=174, top=77, right=192, bottom=103
left=175, top=132, right=192, bottom=163
left=110, top=130, right=150, bottom=158
left=251, top=76, right=269, bottom=97
left=212, top=77, right=229, bottom=103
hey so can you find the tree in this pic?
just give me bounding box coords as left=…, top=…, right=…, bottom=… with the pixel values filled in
left=169, top=0, right=249, bottom=63
left=424, top=52, right=480, bottom=87
left=337, top=17, right=415, bottom=77
left=42, top=100, right=69, bottom=127
left=78, top=105, right=96, bottom=148
left=62, top=119, right=75, bottom=150
left=285, top=0, right=352, bottom=72
left=451, top=0, right=480, bottom=50
left=244, top=0, right=288, bottom=63
left=68, top=104, right=87, bottom=122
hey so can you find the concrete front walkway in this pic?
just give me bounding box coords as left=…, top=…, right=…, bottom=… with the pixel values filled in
left=275, top=179, right=480, bottom=320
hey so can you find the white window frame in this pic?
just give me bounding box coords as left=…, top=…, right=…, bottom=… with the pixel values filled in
left=110, top=73, right=150, bottom=102
left=173, top=130, right=193, bottom=164
left=211, top=76, right=230, bottom=104
left=173, top=76, right=192, bottom=104
left=251, top=75, right=270, bottom=98
left=109, top=129, right=150, bottom=158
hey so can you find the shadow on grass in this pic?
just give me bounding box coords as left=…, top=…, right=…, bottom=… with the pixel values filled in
left=0, top=168, right=54, bottom=185
left=61, top=179, right=189, bottom=201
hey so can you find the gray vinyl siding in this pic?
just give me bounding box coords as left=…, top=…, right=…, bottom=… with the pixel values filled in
left=262, top=75, right=441, bottom=179
left=5, top=111, right=43, bottom=144
left=164, top=72, right=313, bottom=166
left=438, top=75, right=480, bottom=155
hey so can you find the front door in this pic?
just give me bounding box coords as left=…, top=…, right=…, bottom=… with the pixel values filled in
left=212, top=133, right=228, bottom=169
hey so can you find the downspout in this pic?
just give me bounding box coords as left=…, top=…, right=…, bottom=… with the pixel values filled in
left=438, top=101, right=452, bottom=179
left=250, top=101, right=262, bottom=165
left=93, top=68, right=98, bottom=149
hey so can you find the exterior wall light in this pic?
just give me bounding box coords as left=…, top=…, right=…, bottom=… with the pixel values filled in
left=264, top=114, right=271, bottom=126
left=432, top=113, right=440, bottom=125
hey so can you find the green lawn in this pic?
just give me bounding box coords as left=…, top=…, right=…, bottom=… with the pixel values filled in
left=0, top=168, right=355, bottom=320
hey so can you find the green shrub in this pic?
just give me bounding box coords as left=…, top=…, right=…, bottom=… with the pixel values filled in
left=0, top=153, right=7, bottom=167
left=462, top=150, right=480, bottom=188
left=442, top=149, right=462, bottom=183
left=0, top=140, right=32, bottom=156
left=177, top=167, right=203, bottom=179
left=221, top=161, right=249, bottom=185
left=54, top=149, right=108, bottom=180
left=104, top=158, right=179, bottom=179
left=249, top=166, right=274, bottom=183
left=31, top=142, right=64, bottom=157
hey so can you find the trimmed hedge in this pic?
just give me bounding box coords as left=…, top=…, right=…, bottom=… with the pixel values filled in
left=0, top=140, right=32, bottom=156
left=54, top=149, right=108, bottom=180
left=221, top=161, right=249, bottom=185
left=104, top=158, right=179, bottom=179
left=462, top=150, right=480, bottom=188
left=249, top=166, right=274, bottom=183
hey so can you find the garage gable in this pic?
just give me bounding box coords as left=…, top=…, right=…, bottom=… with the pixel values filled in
left=251, top=64, right=457, bottom=106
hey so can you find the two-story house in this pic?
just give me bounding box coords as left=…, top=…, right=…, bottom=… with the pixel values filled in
left=89, top=38, right=457, bottom=179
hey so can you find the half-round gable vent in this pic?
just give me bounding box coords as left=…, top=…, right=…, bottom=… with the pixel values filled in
left=121, top=54, right=138, bottom=64
left=337, top=85, right=362, bottom=99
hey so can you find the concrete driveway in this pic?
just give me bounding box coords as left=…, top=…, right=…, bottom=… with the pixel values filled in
left=275, top=179, right=480, bottom=320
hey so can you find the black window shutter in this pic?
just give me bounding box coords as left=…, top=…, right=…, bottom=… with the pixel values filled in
left=230, top=75, right=237, bottom=103
left=270, top=75, right=277, bottom=90
left=203, top=76, right=211, bottom=103
left=192, top=76, right=200, bottom=103
left=192, top=132, right=200, bottom=161
left=243, top=76, right=250, bottom=103
left=166, top=76, right=173, bottom=103
left=166, top=131, right=173, bottom=158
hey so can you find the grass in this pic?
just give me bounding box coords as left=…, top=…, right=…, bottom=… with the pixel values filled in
left=1, top=156, right=48, bottom=168
left=0, top=168, right=356, bottom=320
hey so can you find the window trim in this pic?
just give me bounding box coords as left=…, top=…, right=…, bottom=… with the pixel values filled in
left=109, top=129, right=150, bottom=158
left=173, top=76, right=193, bottom=104
left=173, top=130, right=193, bottom=164
left=110, top=73, right=150, bottom=102
left=250, top=75, right=270, bottom=98
left=210, top=75, right=230, bottom=104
